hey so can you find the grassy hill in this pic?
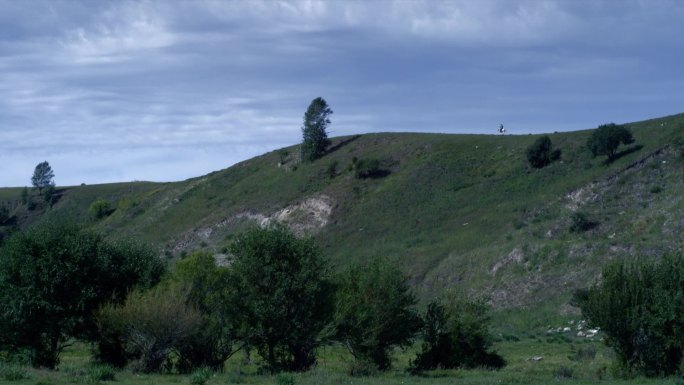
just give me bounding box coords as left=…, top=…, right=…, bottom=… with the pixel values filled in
left=2, top=113, right=684, bottom=321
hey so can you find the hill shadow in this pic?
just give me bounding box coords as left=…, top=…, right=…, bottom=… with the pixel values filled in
left=327, top=135, right=361, bottom=155
left=605, top=144, right=644, bottom=165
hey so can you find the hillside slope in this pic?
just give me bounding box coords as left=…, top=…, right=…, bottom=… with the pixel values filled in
left=2, top=113, right=683, bottom=312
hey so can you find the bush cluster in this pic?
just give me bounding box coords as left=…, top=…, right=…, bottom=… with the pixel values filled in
left=1, top=222, right=504, bottom=376
left=576, top=254, right=684, bottom=376
left=526, top=135, right=561, bottom=168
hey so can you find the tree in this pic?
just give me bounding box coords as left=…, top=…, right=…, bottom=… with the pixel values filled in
left=587, top=123, right=634, bottom=161
left=0, top=221, right=165, bottom=368
left=227, top=226, right=334, bottom=372
left=333, top=258, right=421, bottom=372
left=526, top=135, right=561, bottom=168
left=301, top=97, right=332, bottom=162
left=96, top=283, right=204, bottom=373
left=576, top=254, right=684, bottom=376
left=31, top=161, right=55, bottom=194
left=172, top=251, right=240, bottom=372
left=411, top=297, right=505, bottom=372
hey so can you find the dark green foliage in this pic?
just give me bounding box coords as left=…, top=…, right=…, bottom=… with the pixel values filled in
left=301, top=97, right=332, bottom=162
left=353, top=158, right=382, bottom=179
left=526, top=136, right=561, bottom=168
left=89, top=199, right=114, bottom=220
left=0, top=207, right=9, bottom=225
left=20, top=187, right=29, bottom=206
left=228, top=226, right=334, bottom=372
left=96, top=283, right=203, bottom=373
left=31, top=161, right=55, bottom=194
left=43, top=185, right=56, bottom=206
left=0, top=221, right=164, bottom=368
left=333, top=258, right=421, bottom=371
left=587, top=123, right=635, bottom=161
left=569, top=212, right=597, bottom=233
left=326, top=160, right=338, bottom=178
left=411, top=298, right=505, bottom=372
left=173, top=252, right=238, bottom=372
left=576, top=255, right=684, bottom=376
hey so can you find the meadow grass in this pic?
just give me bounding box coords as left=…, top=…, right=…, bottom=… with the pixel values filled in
left=0, top=334, right=677, bottom=385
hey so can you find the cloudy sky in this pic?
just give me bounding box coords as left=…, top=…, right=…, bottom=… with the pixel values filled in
left=1, top=0, right=683, bottom=187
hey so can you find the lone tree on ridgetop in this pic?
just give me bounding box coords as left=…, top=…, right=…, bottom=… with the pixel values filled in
left=301, top=97, right=332, bottom=162
left=31, top=161, right=55, bottom=195
left=587, top=123, right=634, bottom=162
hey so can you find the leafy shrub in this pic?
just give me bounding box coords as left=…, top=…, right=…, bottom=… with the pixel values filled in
left=333, top=258, right=421, bottom=371
left=189, top=367, right=212, bottom=385
left=576, top=254, right=684, bottom=376
left=526, top=135, right=561, bottom=168
left=587, top=123, right=634, bottom=161
left=89, top=199, right=114, bottom=220
left=354, top=158, right=382, bottom=179
left=96, top=283, right=204, bottom=373
left=173, top=252, right=238, bottom=373
left=411, top=298, right=505, bottom=372
left=569, top=212, right=597, bottom=233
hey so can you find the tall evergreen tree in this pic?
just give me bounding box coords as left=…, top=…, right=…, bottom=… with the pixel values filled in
left=301, top=97, right=332, bottom=162
left=31, top=161, right=55, bottom=195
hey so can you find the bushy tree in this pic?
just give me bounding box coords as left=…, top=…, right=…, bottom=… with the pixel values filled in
left=526, top=135, right=561, bottom=168
left=301, top=97, right=332, bottom=162
left=172, top=252, right=239, bottom=372
left=587, top=123, right=634, bottom=161
left=411, top=297, right=505, bottom=372
left=96, top=283, right=204, bottom=373
left=333, top=258, right=421, bottom=371
left=31, top=161, right=55, bottom=195
left=228, top=226, right=334, bottom=372
left=576, top=254, right=684, bottom=376
left=0, top=221, right=164, bottom=368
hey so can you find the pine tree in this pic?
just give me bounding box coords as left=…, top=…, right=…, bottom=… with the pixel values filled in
left=31, top=161, right=55, bottom=195
left=301, top=97, right=332, bottom=162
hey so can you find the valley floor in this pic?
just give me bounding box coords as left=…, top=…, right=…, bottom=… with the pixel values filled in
left=1, top=338, right=677, bottom=385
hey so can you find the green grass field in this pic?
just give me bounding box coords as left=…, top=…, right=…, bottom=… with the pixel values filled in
left=0, top=335, right=677, bottom=385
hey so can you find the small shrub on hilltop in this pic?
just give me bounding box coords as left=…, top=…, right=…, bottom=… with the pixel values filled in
left=526, top=135, right=561, bottom=168
left=587, top=123, right=634, bottom=161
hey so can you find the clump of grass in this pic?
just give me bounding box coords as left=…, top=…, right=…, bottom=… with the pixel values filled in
left=553, top=365, right=574, bottom=379
left=275, top=373, right=295, bottom=385
left=189, top=367, right=212, bottom=385
left=87, top=364, right=116, bottom=382
left=568, top=344, right=597, bottom=362
left=0, top=363, right=29, bottom=381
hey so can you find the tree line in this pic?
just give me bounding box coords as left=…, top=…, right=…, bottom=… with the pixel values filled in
left=0, top=222, right=504, bottom=375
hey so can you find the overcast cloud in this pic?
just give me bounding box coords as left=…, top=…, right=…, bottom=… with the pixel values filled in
left=1, top=0, right=683, bottom=187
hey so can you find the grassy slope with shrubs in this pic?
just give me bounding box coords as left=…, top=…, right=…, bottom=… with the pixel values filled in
left=1, top=113, right=683, bottom=317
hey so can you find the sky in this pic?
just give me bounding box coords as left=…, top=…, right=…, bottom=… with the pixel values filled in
left=1, top=0, right=683, bottom=187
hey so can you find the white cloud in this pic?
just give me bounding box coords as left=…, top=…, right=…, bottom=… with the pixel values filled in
left=60, top=2, right=175, bottom=64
